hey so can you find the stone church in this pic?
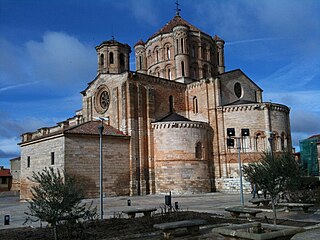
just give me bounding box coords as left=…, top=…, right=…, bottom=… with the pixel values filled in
left=19, top=13, right=291, bottom=200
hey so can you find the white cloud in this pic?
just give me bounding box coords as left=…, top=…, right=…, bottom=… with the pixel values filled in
left=26, top=32, right=96, bottom=86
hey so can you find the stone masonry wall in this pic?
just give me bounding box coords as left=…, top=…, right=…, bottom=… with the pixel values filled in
left=153, top=121, right=213, bottom=194
left=20, top=136, right=65, bottom=200
left=64, top=134, right=130, bottom=198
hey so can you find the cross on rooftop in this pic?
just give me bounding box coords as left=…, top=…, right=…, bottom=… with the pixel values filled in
left=175, top=0, right=181, bottom=16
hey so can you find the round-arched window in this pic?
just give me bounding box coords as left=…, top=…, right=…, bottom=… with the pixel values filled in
left=234, top=82, right=242, bottom=98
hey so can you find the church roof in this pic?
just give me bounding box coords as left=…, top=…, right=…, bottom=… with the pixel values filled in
left=155, top=112, right=191, bottom=122
left=218, top=69, right=263, bottom=91
left=148, top=15, right=205, bottom=41
left=224, top=99, right=258, bottom=106
left=213, top=35, right=225, bottom=43
left=65, top=121, right=128, bottom=137
left=134, top=39, right=145, bottom=47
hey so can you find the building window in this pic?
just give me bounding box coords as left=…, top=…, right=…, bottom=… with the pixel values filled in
left=203, top=65, right=208, bottom=79
left=139, top=56, right=142, bottom=69
left=169, top=95, right=174, bottom=112
left=51, top=152, right=55, bottom=165
left=181, top=39, right=184, bottom=53
left=193, top=96, right=198, bottom=113
left=176, top=39, right=179, bottom=53
left=181, top=61, right=185, bottom=77
left=109, top=52, right=114, bottom=64
left=27, top=156, right=30, bottom=168
left=191, top=45, right=196, bottom=58
left=100, top=54, right=104, bottom=66
left=120, top=53, right=125, bottom=66
left=167, top=47, right=170, bottom=60
left=156, top=50, right=159, bottom=62
left=1, top=178, right=7, bottom=184
left=195, top=142, right=202, bottom=159
left=168, top=68, right=171, bottom=80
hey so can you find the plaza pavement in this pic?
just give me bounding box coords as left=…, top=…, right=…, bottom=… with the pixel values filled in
left=1, top=192, right=320, bottom=237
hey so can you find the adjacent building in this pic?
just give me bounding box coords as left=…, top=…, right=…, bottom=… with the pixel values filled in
left=300, top=134, right=320, bottom=176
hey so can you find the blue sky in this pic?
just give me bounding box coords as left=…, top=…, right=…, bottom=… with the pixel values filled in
left=1, top=0, right=320, bottom=168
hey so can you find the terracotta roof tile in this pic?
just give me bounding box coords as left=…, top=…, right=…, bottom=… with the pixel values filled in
left=64, top=121, right=127, bottom=137
left=134, top=39, right=145, bottom=47
left=213, top=35, right=225, bottom=42
left=0, top=168, right=11, bottom=177
left=148, top=15, right=204, bottom=41
left=155, top=112, right=191, bottom=122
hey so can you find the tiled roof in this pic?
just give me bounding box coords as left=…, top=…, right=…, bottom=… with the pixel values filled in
left=10, top=157, right=20, bottom=161
left=148, top=15, right=204, bottom=40
left=134, top=39, right=145, bottom=47
left=155, top=112, right=191, bottom=122
left=218, top=69, right=263, bottom=91
left=64, top=121, right=127, bottom=137
left=213, top=35, right=225, bottom=42
left=224, top=99, right=258, bottom=106
left=0, top=168, right=11, bottom=177
left=308, top=134, right=320, bottom=140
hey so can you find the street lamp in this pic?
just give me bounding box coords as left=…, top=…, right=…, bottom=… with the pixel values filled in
left=227, top=128, right=249, bottom=206
left=94, top=117, right=109, bottom=219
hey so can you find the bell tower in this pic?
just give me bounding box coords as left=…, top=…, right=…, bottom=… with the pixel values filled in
left=96, top=39, right=131, bottom=74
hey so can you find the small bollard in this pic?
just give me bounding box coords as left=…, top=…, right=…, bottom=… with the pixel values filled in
left=127, top=199, right=131, bottom=206
left=174, top=201, right=179, bottom=210
left=4, top=215, right=10, bottom=225
left=165, top=195, right=171, bottom=206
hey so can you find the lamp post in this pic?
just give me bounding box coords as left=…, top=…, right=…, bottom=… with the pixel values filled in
left=237, top=138, right=244, bottom=206
left=94, top=117, right=109, bottom=219
left=226, top=128, right=249, bottom=206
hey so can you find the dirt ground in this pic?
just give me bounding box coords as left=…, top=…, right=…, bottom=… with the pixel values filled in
left=0, top=211, right=315, bottom=240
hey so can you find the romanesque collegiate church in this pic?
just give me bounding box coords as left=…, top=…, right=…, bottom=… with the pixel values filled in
left=19, top=12, right=291, bottom=199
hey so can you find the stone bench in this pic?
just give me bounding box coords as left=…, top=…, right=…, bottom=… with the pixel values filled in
left=153, top=219, right=207, bottom=239
left=276, top=203, right=314, bottom=213
left=122, top=207, right=157, bottom=218
left=249, top=198, right=271, bottom=206
left=225, top=206, right=262, bottom=219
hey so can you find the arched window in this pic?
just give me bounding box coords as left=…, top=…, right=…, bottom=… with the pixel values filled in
left=181, top=38, right=184, bottom=53
left=193, top=67, right=197, bottom=79
left=109, top=52, right=114, bottom=64
left=203, top=65, right=208, bottom=79
left=100, top=54, right=104, bottom=66
left=181, top=61, right=185, bottom=77
left=193, top=96, right=198, bottom=113
left=195, top=142, right=202, bottom=159
left=155, top=68, right=160, bottom=77
left=120, top=53, right=125, bottom=66
left=191, top=45, right=196, bottom=58
left=167, top=47, right=171, bottom=60
left=168, top=68, right=171, bottom=80
left=281, top=132, right=286, bottom=150
left=176, top=39, right=179, bottom=53
left=169, top=95, right=174, bottom=112
left=148, top=50, right=152, bottom=65
left=139, top=56, right=142, bottom=69
left=203, top=47, right=207, bottom=60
